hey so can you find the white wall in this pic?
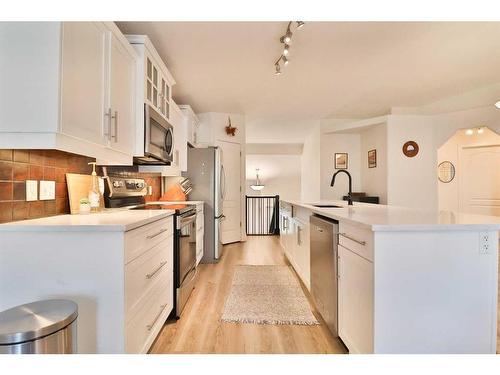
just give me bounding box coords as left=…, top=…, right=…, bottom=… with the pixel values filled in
left=300, top=124, right=321, bottom=202
left=386, top=115, right=438, bottom=210
left=245, top=154, right=301, bottom=201
left=320, top=133, right=361, bottom=201
left=360, top=124, right=388, bottom=204
left=438, top=127, right=500, bottom=212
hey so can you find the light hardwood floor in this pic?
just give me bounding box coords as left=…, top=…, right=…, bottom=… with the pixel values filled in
left=150, top=236, right=347, bottom=354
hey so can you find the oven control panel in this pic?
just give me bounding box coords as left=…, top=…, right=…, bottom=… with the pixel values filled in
left=105, top=176, right=148, bottom=198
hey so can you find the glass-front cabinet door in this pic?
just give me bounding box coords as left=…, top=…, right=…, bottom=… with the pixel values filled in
left=144, top=54, right=172, bottom=120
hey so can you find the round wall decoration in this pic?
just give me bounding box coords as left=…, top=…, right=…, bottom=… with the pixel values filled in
left=438, top=161, right=456, bottom=183
left=402, top=141, right=419, bottom=157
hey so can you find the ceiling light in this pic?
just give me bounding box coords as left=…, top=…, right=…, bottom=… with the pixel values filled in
left=465, top=129, right=474, bottom=135
left=274, top=63, right=281, bottom=75
left=296, top=21, right=305, bottom=29
left=282, top=56, right=289, bottom=66
left=250, top=169, right=265, bottom=191
left=477, top=127, right=485, bottom=134
left=283, top=44, right=290, bottom=55
left=495, top=101, right=500, bottom=109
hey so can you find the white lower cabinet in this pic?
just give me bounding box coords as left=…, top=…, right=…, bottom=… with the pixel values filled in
left=124, top=216, right=174, bottom=353
left=279, top=203, right=311, bottom=290
left=338, top=244, right=374, bottom=354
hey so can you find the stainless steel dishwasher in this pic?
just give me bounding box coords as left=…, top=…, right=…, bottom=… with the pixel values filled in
left=310, top=214, right=339, bottom=336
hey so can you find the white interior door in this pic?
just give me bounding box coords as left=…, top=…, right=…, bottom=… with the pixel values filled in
left=217, top=140, right=241, bottom=244
left=459, top=145, right=500, bottom=216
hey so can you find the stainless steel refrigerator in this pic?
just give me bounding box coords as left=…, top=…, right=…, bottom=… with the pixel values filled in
left=184, top=146, right=225, bottom=263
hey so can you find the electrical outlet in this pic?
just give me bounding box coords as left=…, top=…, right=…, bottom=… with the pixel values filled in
left=26, top=180, right=38, bottom=201
left=39, top=180, right=55, bottom=200
left=479, top=232, right=490, bottom=254
left=148, top=186, right=153, bottom=196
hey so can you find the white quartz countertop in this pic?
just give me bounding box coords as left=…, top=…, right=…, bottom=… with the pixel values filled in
left=283, top=200, right=500, bottom=232
left=146, top=200, right=204, bottom=205
left=0, top=210, right=174, bottom=232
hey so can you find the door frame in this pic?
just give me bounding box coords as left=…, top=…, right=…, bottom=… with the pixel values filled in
left=458, top=143, right=500, bottom=214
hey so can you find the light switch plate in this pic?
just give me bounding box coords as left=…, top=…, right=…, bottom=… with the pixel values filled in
left=26, top=180, right=38, bottom=201
left=40, top=180, right=56, bottom=200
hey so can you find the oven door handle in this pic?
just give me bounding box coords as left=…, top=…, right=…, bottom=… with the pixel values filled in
left=179, top=212, right=197, bottom=226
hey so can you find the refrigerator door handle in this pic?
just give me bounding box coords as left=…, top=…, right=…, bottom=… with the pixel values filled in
left=215, top=214, right=226, bottom=220
left=220, top=164, right=226, bottom=200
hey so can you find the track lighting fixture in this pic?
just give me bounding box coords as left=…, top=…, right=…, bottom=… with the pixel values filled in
left=273, top=21, right=304, bottom=75
left=495, top=101, right=500, bottom=109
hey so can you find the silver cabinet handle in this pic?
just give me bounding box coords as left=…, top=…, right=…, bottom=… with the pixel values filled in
left=111, top=111, right=118, bottom=142
left=297, top=226, right=302, bottom=245
left=339, top=232, right=366, bottom=246
left=146, top=261, right=167, bottom=279
left=316, top=226, right=324, bottom=233
left=147, top=228, right=168, bottom=239
left=104, top=108, right=112, bottom=140
left=146, top=304, right=166, bottom=331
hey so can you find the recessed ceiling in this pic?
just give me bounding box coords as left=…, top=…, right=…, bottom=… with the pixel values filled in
left=117, top=21, right=500, bottom=142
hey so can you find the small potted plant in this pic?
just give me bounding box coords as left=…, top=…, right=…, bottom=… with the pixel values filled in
left=79, top=198, right=91, bottom=215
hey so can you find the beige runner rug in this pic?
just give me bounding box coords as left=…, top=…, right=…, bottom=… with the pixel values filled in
left=221, top=265, right=319, bottom=325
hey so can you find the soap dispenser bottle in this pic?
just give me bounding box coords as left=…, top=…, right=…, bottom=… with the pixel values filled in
left=88, top=162, right=101, bottom=213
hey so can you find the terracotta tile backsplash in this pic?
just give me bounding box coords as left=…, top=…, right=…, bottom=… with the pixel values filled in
left=0, top=150, right=163, bottom=224
left=0, top=150, right=94, bottom=223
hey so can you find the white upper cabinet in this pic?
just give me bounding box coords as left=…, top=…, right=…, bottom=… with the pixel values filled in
left=0, top=22, right=137, bottom=165
left=61, top=22, right=107, bottom=146
left=179, top=105, right=200, bottom=147
left=108, top=31, right=136, bottom=154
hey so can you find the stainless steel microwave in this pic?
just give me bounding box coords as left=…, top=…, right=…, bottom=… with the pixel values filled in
left=134, top=104, right=174, bottom=165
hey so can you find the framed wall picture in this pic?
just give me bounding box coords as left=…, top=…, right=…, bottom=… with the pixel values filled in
left=368, top=149, right=377, bottom=168
left=334, top=153, right=348, bottom=169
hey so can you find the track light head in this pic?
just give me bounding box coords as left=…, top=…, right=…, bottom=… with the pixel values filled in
left=283, top=44, right=290, bottom=55
left=296, top=21, right=305, bottom=29
left=282, top=56, right=289, bottom=66
left=274, top=63, right=281, bottom=75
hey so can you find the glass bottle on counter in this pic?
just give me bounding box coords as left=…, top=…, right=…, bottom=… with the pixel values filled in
left=88, top=162, right=101, bottom=213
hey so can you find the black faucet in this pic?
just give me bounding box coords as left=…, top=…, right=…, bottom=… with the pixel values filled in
left=330, top=170, right=353, bottom=205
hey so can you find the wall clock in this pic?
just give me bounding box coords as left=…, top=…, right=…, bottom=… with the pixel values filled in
left=402, top=141, right=419, bottom=157
left=438, top=161, right=455, bottom=183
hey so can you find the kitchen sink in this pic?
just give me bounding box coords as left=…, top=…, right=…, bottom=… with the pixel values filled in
left=311, top=204, right=343, bottom=208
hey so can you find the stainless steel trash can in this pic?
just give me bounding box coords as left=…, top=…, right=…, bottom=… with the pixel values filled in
left=0, top=299, right=77, bottom=354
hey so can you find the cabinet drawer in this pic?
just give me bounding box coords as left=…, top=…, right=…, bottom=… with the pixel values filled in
left=125, top=216, right=173, bottom=264
left=125, top=237, right=173, bottom=319
left=125, top=274, right=173, bottom=354
left=338, top=222, right=374, bottom=262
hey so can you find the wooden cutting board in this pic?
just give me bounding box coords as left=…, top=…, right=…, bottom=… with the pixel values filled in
left=66, top=173, right=105, bottom=214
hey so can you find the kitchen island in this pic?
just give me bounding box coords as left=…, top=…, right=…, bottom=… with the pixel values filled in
left=0, top=209, right=175, bottom=353
left=280, top=200, right=500, bottom=354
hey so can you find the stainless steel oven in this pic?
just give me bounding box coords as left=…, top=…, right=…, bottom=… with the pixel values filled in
left=134, top=103, right=174, bottom=165
left=174, top=207, right=197, bottom=317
